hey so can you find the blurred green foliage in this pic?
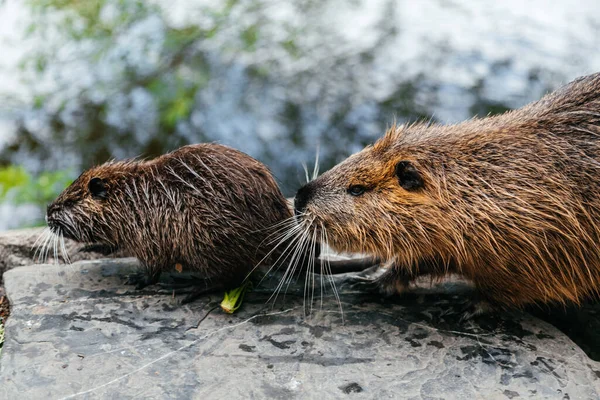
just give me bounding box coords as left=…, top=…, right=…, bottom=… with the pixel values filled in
left=0, top=165, right=73, bottom=209
left=12, top=0, right=243, bottom=168
left=2, top=0, right=437, bottom=220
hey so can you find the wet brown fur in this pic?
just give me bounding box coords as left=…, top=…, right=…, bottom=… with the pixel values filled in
left=296, top=73, right=600, bottom=308
left=46, top=143, right=292, bottom=289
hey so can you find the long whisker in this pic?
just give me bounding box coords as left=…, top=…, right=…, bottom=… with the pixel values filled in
left=53, top=229, right=59, bottom=264
left=263, top=220, right=306, bottom=246
left=301, top=162, right=310, bottom=184
left=45, top=230, right=56, bottom=264
left=32, top=228, right=50, bottom=263
left=39, top=229, right=54, bottom=264
left=32, top=227, right=49, bottom=254
left=251, top=215, right=305, bottom=255
left=308, top=226, right=318, bottom=316
left=60, top=231, right=71, bottom=265
left=250, top=214, right=300, bottom=234
left=269, top=218, right=314, bottom=305
left=312, top=144, right=320, bottom=181
left=296, top=227, right=311, bottom=315
left=323, top=223, right=344, bottom=322
left=271, top=222, right=312, bottom=303
left=283, top=219, right=313, bottom=291
left=320, top=223, right=325, bottom=310
left=247, top=222, right=306, bottom=282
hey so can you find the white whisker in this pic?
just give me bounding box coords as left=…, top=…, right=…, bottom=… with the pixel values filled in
left=301, top=162, right=310, bottom=184
left=60, top=231, right=71, bottom=265
left=267, top=218, right=313, bottom=304
left=247, top=222, right=306, bottom=282
left=264, top=225, right=309, bottom=298
left=323, top=223, right=344, bottom=322
left=40, top=229, right=54, bottom=264
left=312, top=144, right=320, bottom=181
left=53, top=230, right=59, bottom=264
left=33, top=228, right=50, bottom=262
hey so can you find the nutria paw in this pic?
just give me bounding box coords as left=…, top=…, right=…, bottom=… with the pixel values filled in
left=180, top=284, right=225, bottom=304
left=125, top=272, right=160, bottom=290
left=348, top=266, right=410, bottom=296
left=155, top=275, right=226, bottom=304
left=458, top=299, right=494, bottom=323
left=79, top=243, right=119, bottom=255
left=157, top=274, right=208, bottom=290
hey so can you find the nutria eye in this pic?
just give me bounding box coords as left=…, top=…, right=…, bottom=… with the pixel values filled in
left=88, top=177, right=108, bottom=200
left=347, top=185, right=366, bottom=196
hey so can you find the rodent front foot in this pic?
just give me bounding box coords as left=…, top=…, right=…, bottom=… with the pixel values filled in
left=124, top=272, right=160, bottom=290
left=180, top=284, right=225, bottom=304
left=458, top=299, right=493, bottom=323
left=347, top=265, right=409, bottom=296
left=156, top=275, right=225, bottom=304
left=79, top=243, right=119, bottom=255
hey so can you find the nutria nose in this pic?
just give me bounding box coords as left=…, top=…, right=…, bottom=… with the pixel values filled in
left=45, top=203, right=61, bottom=229
left=294, top=183, right=315, bottom=217
left=46, top=203, right=59, bottom=218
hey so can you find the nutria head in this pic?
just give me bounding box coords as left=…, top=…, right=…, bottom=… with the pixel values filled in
left=46, top=161, right=139, bottom=246
left=294, top=124, right=450, bottom=266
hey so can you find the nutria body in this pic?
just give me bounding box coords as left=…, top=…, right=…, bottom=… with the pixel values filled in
left=46, top=144, right=292, bottom=297
left=294, top=73, right=600, bottom=309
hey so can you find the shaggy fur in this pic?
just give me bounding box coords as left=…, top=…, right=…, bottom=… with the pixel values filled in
left=294, top=72, right=600, bottom=308
left=46, top=143, right=292, bottom=290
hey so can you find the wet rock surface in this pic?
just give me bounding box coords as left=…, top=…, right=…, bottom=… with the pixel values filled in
left=0, top=228, right=127, bottom=278
left=1, top=259, right=599, bottom=399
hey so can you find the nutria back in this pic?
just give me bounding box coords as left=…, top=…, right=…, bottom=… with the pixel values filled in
left=46, top=143, right=292, bottom=289
left=294, top=72, right=600, bottom=308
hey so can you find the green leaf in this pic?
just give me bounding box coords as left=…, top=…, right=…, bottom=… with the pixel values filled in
left=220, top=280, right=252, bottom=314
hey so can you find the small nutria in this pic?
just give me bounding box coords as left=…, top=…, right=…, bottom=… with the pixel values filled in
left=46, top=143, right=295, bottom=301
left=46, top=143, right=377, bottom=303
left=293, top=72, right=600, bottom=311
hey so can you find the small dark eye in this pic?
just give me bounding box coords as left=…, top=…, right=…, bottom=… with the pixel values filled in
left=88, top=177, right=108, bottom=200
left=347, top=185, right=366, bottom=196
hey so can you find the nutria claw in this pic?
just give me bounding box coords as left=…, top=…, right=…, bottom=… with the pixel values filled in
left=79, top=243, right=119, bottom=255
left=180, top=284, right=225, bottom=305
left=125, top=272, right=160, bottom=290
left=156, top=275, right=221, bottom=291
left=458, top=299, right=493, bottom=323
left=346, top=263, right=408, bottom=296
left=347, top=275, right=383, bottom=294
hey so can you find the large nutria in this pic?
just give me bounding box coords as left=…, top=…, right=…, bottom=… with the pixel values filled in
left=46, top=143, right=375, bottom=303
left=293, top=72, right=600, bottom=311
left=46, top=143, right=296, bottom=302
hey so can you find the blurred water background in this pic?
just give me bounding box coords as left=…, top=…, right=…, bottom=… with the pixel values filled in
left=1, top=0, right=600, bottom=230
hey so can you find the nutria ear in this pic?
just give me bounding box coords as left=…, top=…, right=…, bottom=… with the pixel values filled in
left=395, top=161, right=423, bottom=190
left=88, top=177, right=108, bottom=199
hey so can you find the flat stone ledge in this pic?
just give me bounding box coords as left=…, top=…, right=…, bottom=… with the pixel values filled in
left=0, top=228, right=129, bottom=279
left=0, top=259, right=599, bottom=399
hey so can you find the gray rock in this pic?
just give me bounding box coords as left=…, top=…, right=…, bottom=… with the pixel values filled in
left=0, top=228, right=128, bottom=278
left=1, top=259, right=599, bottom=399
